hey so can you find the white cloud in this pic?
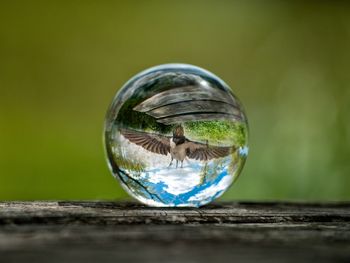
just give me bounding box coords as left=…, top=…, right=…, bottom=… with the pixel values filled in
left=146, top=165, right=201, bottom=195
left=188, top=174, right=233, bottom=202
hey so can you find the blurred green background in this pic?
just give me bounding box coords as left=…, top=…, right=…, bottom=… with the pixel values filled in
left=0, top=1, right=349, bottom=201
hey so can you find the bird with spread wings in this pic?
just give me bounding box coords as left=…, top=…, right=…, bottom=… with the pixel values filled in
left=120, top=126, right=235, bottom=168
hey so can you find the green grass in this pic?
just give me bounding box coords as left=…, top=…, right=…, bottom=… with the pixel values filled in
left=185, top=120, right=248, bottom=146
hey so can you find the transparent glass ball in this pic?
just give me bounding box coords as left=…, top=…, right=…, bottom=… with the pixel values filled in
left=104, top=64, right=248, bottom=207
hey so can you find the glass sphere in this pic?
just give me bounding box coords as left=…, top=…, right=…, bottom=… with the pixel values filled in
left=104, top=64, right=248, bottom=207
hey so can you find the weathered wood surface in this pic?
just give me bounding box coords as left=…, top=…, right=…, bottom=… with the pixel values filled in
left=0, top=201, right=349, bottom=263
left=133, top=85, right=238, bottom=112
left=133, top=85, right=243, bottom=124
left=147, top=101, right=240, bottom=119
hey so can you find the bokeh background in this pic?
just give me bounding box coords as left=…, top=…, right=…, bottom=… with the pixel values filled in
left=1, top=0, right=349, bottom=201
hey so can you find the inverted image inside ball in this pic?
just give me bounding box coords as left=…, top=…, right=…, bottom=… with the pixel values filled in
left=104, top=64, right=249, bottom=207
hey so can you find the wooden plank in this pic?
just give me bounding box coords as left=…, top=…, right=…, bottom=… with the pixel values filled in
left=0, top=201, right=349, bottom=225
left=133, top=85, right=237, bottom=113
left=147, top=100, right=240, bottom=119
left=0, top=201, right=349, bottom=263
left=132, top=85, right=244, bottom=125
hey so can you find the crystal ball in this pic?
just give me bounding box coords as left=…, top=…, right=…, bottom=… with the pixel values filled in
left=104, top=64, right=248, bottom=207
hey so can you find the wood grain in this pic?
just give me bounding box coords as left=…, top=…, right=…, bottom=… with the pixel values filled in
left=0, top=201, right=349, bottom=263
left=132, top=85, right=243, bottom=124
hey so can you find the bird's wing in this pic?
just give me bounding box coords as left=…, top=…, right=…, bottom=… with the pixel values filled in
left=185, top=139, right=235, bottom=161
left=120, top=128, right=170, bottom=156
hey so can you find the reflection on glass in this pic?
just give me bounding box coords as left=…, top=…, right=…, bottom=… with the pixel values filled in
left=104, top=64, right=248, bottom=207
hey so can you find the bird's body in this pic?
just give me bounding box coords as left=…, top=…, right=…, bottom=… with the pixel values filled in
left=120, top=125, right=235, bottom=168
left=169, top=136, right=188, bottom=167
